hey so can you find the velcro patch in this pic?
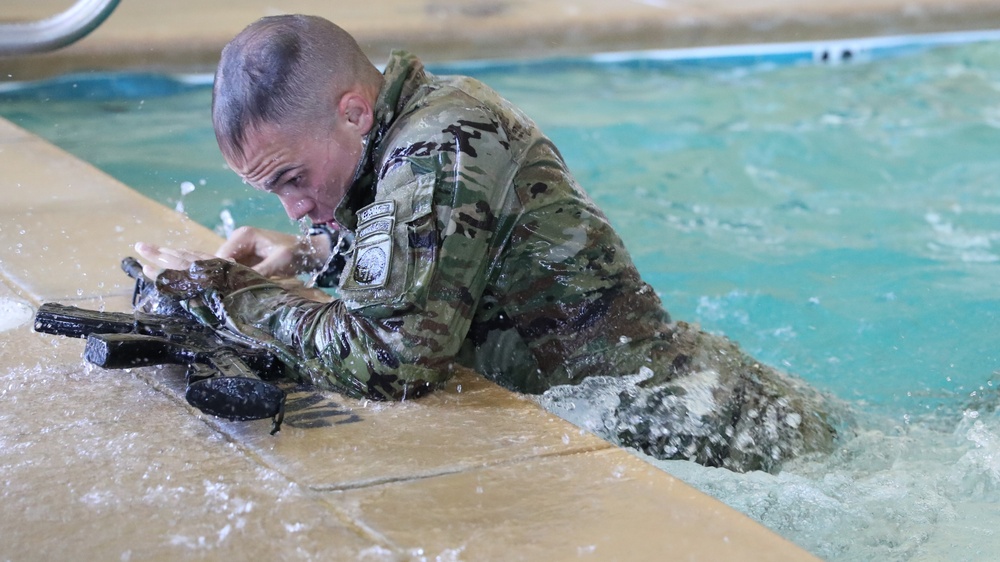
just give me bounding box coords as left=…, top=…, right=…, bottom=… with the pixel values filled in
left=344, top=199, right=397, bottom=290
left=357, top=201, right=394, bottom=224
left=350, top=238, right=392, bottom=288
left=357, top=217, right=394, bottom=241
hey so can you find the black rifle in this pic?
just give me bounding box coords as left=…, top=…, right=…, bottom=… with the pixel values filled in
left=33, top=257, right=286, bottom=434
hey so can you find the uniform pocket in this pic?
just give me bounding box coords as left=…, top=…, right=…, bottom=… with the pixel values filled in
left=339, top=174, right=437, bottom=315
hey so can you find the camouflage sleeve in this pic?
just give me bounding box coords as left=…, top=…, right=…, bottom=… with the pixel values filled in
left=219, top=104, right=518, bottom=401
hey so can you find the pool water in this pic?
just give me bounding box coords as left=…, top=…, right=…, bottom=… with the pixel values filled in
left=3, top=40, right=1000, bottom=561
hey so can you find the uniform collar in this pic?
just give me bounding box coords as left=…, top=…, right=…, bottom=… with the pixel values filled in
left=334, top=50, right=429, bottom=229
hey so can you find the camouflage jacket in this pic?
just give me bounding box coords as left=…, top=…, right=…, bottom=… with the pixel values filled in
left=202, top=51, right=672, bottom=400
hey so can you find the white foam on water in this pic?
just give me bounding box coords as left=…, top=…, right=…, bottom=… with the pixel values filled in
left=537, top=377, right=1000, bottom=562
left=0, top=297, right=33, bottom=332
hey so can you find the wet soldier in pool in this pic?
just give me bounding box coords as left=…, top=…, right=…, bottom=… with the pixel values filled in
left=137, top=14, right=841, bottom=473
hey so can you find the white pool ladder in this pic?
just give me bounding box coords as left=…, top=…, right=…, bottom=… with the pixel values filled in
left=0, top=0, right=120, bottom=56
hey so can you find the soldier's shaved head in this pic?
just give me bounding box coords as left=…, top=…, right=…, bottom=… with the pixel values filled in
left=212, top=14, right=384, bottom=160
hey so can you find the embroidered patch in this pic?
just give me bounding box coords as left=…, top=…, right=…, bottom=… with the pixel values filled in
left=346, top=199, right=396, bottom=290
left=356, top=217, right=393, bottom=240
left=351, top=238, right=392, bottom=287
left=357, top=201, right=395, bottom=224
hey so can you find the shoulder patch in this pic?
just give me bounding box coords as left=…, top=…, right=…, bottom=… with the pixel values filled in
left=358, top=201, right=394, bottom=224
left=351, top=240, right=392, bottom=288
left=338, top=171, right=436, bottom=311
left=344, top=200, right=396, bottom=290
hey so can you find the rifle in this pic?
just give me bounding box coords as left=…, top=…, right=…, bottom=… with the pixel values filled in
left=33, top=257, right=286, bottom=434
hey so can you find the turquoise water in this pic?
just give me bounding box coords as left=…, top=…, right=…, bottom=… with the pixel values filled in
left=3, top=40, right=1000, bottom=560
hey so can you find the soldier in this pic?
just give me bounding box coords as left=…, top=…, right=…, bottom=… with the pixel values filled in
left=138, top=14, right=840, bottom=472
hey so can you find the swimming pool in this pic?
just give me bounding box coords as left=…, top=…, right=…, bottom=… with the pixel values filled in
left=3, top=35, right=999, bottom=561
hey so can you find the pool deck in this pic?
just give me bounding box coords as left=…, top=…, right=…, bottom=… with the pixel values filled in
left=5, top=0, right=1000, bottom=79
left=3, top=1, right=999, bottom=561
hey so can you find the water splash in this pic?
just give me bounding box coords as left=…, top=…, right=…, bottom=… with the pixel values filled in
left=217, top=208, right=235, bottom=239
left=296, top=219, right=324, bottom=289
left=174, top=181, right=196, bottom=214
left=538, top=374, right=1000, bottom=561
left=0, top=298, right=34, bottom=332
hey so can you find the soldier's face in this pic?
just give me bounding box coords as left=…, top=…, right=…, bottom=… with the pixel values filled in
left=228, top=116, right=364, bottom=227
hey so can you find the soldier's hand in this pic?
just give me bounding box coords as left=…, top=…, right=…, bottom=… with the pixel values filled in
left=155, top=257, right=272, bottom=298
left=134, top=242, right=214, bottom=278
left=215, top=226, right=331, bottom=278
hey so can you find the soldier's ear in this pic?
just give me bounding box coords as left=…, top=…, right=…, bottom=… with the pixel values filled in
left=338, top=91, right=374, bottom=135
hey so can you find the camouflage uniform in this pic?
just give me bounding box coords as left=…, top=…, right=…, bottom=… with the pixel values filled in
left=160, top=51, right=838, bottom=472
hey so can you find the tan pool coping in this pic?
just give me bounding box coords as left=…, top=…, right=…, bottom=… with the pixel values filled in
left=4, top=1, right=1000, bottom=560
left=5, top=0, right=1000, bottom=80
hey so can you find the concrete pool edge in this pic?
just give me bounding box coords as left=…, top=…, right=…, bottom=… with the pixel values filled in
left=4, top=0, right=1000, bottom=81
left=6, top=26, right=1000, bottom=98
left=0, top=117, right=820, bottom=559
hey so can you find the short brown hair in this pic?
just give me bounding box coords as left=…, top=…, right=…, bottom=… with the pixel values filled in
left=212, top=15, right=382, bottom=158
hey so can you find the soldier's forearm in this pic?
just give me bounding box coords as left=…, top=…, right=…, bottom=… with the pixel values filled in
left=212, top=287, right=464, bottom=403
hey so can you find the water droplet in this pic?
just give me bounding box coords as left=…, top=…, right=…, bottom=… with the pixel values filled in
left=219, top=209, right=235, bottom=238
